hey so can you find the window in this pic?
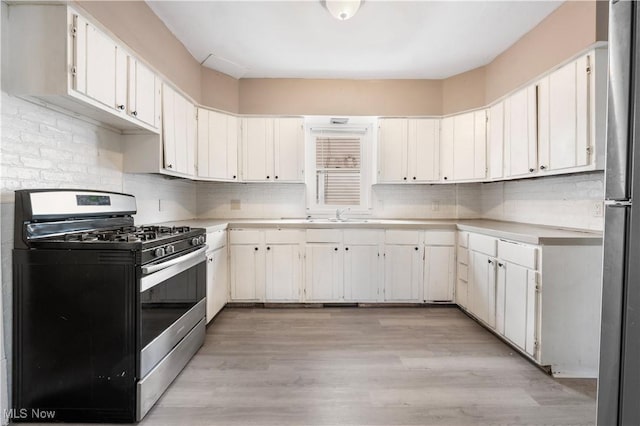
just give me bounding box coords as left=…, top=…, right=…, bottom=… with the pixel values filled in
left=306, top=121, right=373, bottom=214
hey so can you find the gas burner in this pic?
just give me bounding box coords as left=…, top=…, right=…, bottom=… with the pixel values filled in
left=139, top=225, right=191, bottom=235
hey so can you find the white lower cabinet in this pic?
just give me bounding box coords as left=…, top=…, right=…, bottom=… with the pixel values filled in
left=468, top=251, right=497, bottom=327
left=500, top=261, right=537, bottom=356
left=229, top=243, right=265, bottom=301
left=344, top=245, right=381, bottom=302
left=265, top=244, right=302, bottom=302
left=206, top=247, right=228, bottom=323
left=383, top=245, right=422, bottom=302
left=424, top=231, right=456, bottom=302
left=305, top=244, right=344, bottom=301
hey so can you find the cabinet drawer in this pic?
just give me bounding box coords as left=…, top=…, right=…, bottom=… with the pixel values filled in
left=457, top=247, right=469, bottom=265
left=424, top=231, right=456, bottom=246
left=344, top=229, right=383, bottom=245
left=229, top=229, right=264, bottom=244
left=498, top=240, right=538, bottom=270
left=458, top=231, right=469, bottom=248
left=265, top=229, right=304, bottom=244
left=468, top=233, right=497, bottom=256
left=457, top=264, right=468, bottom=282
left=385, top=230, right=422, bottom=245
left=206, top=230, right=227, bottom=251
left=306, top=229, right=342, bottom=243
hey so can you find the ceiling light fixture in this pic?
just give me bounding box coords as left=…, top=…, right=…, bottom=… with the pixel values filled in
left=325, top=0, right=362, bottom=21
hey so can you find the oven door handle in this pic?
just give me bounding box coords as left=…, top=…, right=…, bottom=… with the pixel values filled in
left=142, top=246, right=208, bottom=275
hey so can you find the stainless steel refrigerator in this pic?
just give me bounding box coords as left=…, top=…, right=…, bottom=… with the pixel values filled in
left=598, top=1, right=640, bottom=424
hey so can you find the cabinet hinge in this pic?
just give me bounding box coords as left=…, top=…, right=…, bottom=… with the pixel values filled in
left=586, top=66, right=592, bottom=74
left=70, top=66, right=77, bottom=76
left=586, top=146, right=593, bottom=155
left=71, top=26, right=77, bottom=37
left=534, top=340, right=539, bottom=348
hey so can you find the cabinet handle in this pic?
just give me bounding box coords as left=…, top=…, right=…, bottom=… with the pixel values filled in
left=345, top=247, right=349, bottom=251
left=498, top=262, right=504, bottom=267
left=167, top=164, right=173, bottom=169
left=233, top=175, right=236, bottom=179
left=443, top=176, right=448, bottom=180
left=414, top=247, right=419, bottom=251
left=266, top=176, right=270, bottom=179
left=275, top=176, right=279, bottom=179
left=132, top=111, right=138, bottom=117
left=529, top=168, right=535, bottom=173
left=412, top=177, right=416, bottom=180
left=403, top=177, right=407, bottom=181
left=488, top=259, right=493, bottom=264
left=334, top=247, right=338, bottom=251
left=117, top=104, right=125, bottom=111
left=267, top=246, right=271, bottom=251
left=540, top=165, right=547, bottom=170
left=254, top=247, right=259, bottom=251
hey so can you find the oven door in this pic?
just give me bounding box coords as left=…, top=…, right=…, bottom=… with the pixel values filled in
left=139, top=246, right=206, bottom=378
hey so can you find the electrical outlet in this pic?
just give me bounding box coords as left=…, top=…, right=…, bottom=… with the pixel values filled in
left=431, top=201, right=440, bottom=211
left=230, top=199, right=241, bottom=211
left=593, top=201, right=603, bottom=217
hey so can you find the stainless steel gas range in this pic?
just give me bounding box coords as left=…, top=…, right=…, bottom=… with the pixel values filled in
left=12, top=189, right=207, bottom=423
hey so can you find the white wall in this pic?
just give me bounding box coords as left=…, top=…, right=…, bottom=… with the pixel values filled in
left=480, top=172, right=604, bottom=231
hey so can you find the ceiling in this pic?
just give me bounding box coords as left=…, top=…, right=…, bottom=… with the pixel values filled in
left=146, top=1, right=563, bottom=80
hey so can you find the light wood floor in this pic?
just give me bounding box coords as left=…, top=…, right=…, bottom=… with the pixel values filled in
left=140, top=307, right=596, bottom=426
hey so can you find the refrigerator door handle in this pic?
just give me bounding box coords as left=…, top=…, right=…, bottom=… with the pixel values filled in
left=605, top=200, right=633, bottom=207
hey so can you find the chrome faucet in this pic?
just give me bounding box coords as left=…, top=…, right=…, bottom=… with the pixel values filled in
left=336, top=208, right=350, bottom=221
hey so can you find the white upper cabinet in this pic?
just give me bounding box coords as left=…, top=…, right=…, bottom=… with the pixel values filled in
left=242, top=117, right=304, bottom=182
left=378, top=118, right=439, bottom=183
left=128, top=58, right=161, bottom=129
left=537, top=54, right=590, bottom=173
left=197, top=109, right=239, bottom=181
left=7, top=5, right=160, bottom=133
left=162, top=84, right=196, bottom=177
left=487, top=101, right=505, bottom=180
left=504, top=85, right=538, bottom=178
left=439, top=111, right=487, bottom=182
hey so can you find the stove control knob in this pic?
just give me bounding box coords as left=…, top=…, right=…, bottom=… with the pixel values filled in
left=191, top=238, right=199, bottom=246
left=165, top=245, right=175, bottom=254
left=154, top=247, right=165, bottom=257
left=198, top=236, right=206, bottom=245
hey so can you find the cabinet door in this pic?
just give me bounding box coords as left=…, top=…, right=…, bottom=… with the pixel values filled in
left=495, top=261, right=506, bottom=335
left=384, top=245, right=422, bottom=301
left=229, top=244, right=264, bottom=301
left=162, top=85, right=177, bottom=172
left=453, top=112, right=476, bottom=181
left=524, top=269, right=538, bottom=357
left=538, top=55, right=590, bottom=172
left=207, top=247, right=228, bottom=323
left=408, top=119, right=439, bottom=182
left=469, top=251, right=496, bottom=325
left=305, top=244, right=343, bottom=301
left=274, top=118, right=304, bottom=182
left=439, top=117, right=454, bottom=182
left=265, top=244, right=301, bottom=302
left=197, top=108, right=211, bottom=178
left=503, top=262, right=529, bottom=350
left=473, top=110, right=488, bottom=180
left=378, top=119, right=407, bottom=183
left=114, top=46, right=128, bottom=113
left=242, top=118, right=273, bottom=181
left=456, top=276, right=468, bottom=309
left=488, top=102, right=504, bottom=179
left=84, top=21, right=117, bottom=109
left=344, top=244, right=380, bottom=301
left=424, top=246, right=455, bottom=302
left=227, top=115, right=239, bottom=180
left=504, top=85, right=538, bottom=178
left=129, top=59, right=160, bottom=128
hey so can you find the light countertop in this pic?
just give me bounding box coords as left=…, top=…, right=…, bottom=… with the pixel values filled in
left=158, top=218, right=602, bottom=245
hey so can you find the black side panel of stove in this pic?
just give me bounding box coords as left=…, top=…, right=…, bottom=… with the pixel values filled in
left=12, top=249, right=139, bottom=423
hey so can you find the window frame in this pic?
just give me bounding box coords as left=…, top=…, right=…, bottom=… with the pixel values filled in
left=304, top=117, right=374, bottom=216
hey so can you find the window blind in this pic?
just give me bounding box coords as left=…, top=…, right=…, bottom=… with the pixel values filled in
left=315, top=137, right=361, bottom=206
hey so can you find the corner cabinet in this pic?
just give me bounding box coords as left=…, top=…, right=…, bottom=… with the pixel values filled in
left=7, top=4, right=161, bottom=133
left=439, top=110, right=487, bottom=182
left=377, top=118, right=440, bottom=183
left=241, top=117, right=305, bottom=182
left=197, top=108, right=239, bottom=181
